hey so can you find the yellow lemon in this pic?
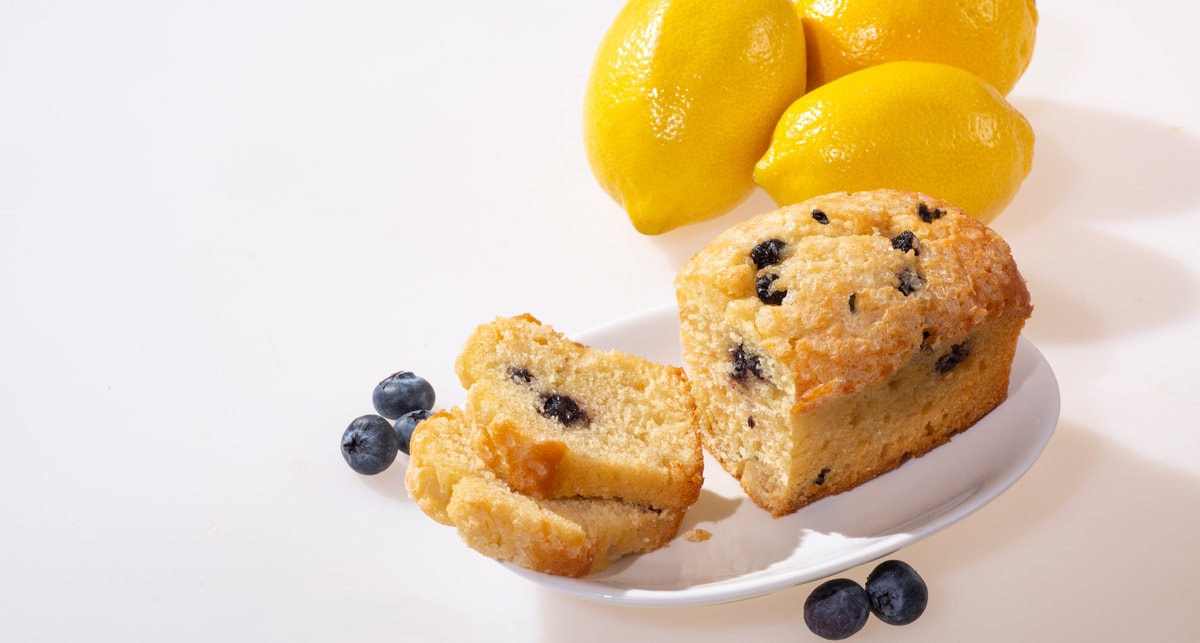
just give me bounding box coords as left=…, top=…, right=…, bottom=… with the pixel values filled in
left=795, top=0, right=1038, bottom=95
left=584, top=0, right=807, bottom=235
left=754, top=61, right=1034, bottom=223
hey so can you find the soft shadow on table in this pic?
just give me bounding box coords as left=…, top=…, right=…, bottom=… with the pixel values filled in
left=534, top=423, right=1200, bottom=642
left=999, top=98, right=1200, bottom=343
left=361, top=457, right=413, bottom=501
left=1002, top=98, right=1200, bottom=227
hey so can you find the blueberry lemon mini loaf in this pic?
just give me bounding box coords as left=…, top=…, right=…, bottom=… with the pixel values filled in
left=675, top=189, right=1032, bottom=517
left=405, top=314, right=704, bottom=576
left=405, top=407, right=688, bottom=577
left=454, top=314, right=704, bottom=509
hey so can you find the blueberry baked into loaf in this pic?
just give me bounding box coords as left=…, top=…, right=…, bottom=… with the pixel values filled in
left=405, top=314, right=703, bottom=576
left=675, top=189, right=1033, bottom=517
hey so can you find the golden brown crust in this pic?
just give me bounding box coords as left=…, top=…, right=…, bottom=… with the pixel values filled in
left=676, top=189, right=1032, bottom=516
left=474, top=416, right=568, bottom=500
left=678, top=189, right=1031, bottom=413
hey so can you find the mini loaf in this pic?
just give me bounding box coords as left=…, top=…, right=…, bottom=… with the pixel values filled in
left=675, top=189, right=1033, bottom=517
left=405, top=314, right=703, bottom=576
left=454, top=314, right=704, bottom=510
left=405, top=408, right=686, bottom=577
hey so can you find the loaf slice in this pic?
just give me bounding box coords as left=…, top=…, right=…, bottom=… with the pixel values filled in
left=675, top=189, right=1033, bottom=517
left=454, top=314, right=704, bottom=509
left=405, top=407, right=685, bottom=577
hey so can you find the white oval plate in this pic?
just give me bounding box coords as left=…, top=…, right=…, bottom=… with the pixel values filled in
left=501, top=303, right=1060, bottom=607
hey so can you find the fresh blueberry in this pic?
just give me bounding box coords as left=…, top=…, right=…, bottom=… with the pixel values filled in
left=372, top=371, right=436, bottom=420
left=393, top=409, right=433, bottom=455
left=341, top=414, right=400, bottom=475
left=804, top=578, right=871, bottom=640
left=866, top=560, right=928, bottom=626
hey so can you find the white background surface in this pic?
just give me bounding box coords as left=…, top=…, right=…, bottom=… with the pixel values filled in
left=2, top=1, right=1197, bottom=641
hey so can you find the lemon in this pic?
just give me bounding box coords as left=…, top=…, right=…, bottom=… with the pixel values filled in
left=754, top=61, right=1034, bottom=223
left=583, top=0, right=807, bottom=235
left=795, top=0, right=1038, bottom=95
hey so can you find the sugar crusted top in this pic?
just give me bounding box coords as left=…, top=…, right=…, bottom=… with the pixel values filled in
left=675, top=189, right=1032, bottom=412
